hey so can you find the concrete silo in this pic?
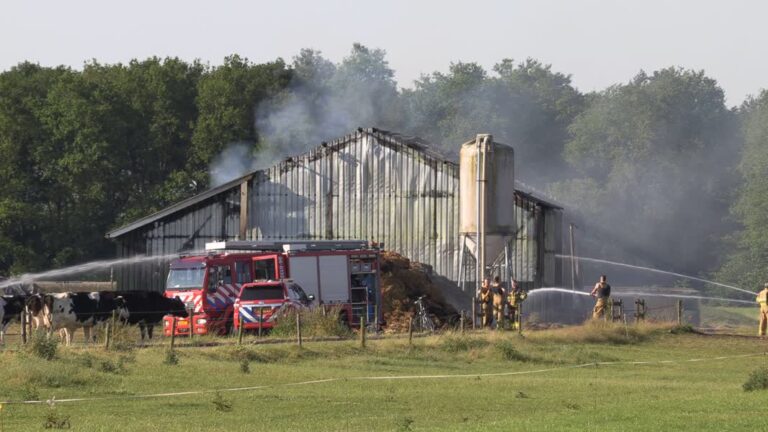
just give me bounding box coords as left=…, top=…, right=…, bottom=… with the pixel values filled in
left=457, top=134, right=517, bottom=296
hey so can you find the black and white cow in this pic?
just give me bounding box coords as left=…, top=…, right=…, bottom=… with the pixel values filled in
left=44, top=292, right=128, bottom=345
left=25, top=294, right=49, bottom=331
left=118, top=291, right=187, bottom=340
left=0, top=295, right=26, bottom=343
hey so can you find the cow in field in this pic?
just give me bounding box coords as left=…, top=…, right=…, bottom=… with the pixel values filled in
left=44, top=292, right=128, bottom=345
left=26, top=294, right=50, bottom=331
left=118, top=291, right=187, bottom=340
left=0, top=295, right=26, bottom=343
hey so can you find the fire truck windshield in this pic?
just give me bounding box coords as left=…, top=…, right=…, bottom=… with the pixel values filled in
left=240, top=285, right=284, bottom=301
left=166, top=267, right=205, bottom=290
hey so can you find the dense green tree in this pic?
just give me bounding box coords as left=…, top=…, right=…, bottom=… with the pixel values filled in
left=190, top=55, right=292, bottom=187
left=717, top=92, right=768, bottom=290
left=403, top=59, right=584, bottom=186
left=552, top=68, right=739, bottom=276
left=0, top=63, right=72, bottom=273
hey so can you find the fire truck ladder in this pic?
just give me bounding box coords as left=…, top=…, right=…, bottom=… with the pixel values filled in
left=205, top=240, right=374, bottom=252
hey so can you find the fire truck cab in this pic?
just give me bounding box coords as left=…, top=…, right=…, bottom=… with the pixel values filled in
left=163, top=240, right=382, bottom=336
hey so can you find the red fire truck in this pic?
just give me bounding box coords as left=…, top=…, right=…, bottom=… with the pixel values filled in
left=162, top=240, right=381, bottom=336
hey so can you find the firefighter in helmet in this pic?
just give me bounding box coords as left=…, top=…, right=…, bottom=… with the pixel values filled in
left=757, top=283, right=768, bottom=337
left=491, top=276, right=506, bottom=329
left=479, top=278, right=492, bottom=327
left=591, top=274, right=611, bottom=320
left=507, top=278, right=526, bottom=330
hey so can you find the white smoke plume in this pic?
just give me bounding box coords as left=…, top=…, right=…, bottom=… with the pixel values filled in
left=208, top=45, right=401, bottom=186
left=209, top=142, right=256, bottom=187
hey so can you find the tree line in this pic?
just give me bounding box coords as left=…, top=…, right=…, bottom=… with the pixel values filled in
left=1, top=43, right=767, bottom=291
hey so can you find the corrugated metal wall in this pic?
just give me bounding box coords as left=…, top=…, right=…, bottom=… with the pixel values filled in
left=115, top=188, right=242, bottom=290
left=114, top=129, right=562, bottom=292
left=249, top=131, right=459, bottom=281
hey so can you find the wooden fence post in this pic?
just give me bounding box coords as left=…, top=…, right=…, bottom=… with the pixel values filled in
left=170, top=318, right=177, bottom=350
left=26, top=306, right=33, bottom=339
left=360, top=314, right=366, bottom=348
left=408, top=316, right=413, bottom=346
left=471, top=300, right=476, bottom=330
left=20, top=310, right=27, bottom=344
left=677, top=300, right=683, bottom=325
left=258, top=308, right=263, bottom=338
left=635, top=299, right=646, bottom=323
left=237, top=315, right=244, bottom=346
left=189, top=308, right=195, bottom=340
left=111, top=310, right=117, bottom=341
left=104, top=323, right=111, bottom=349
left=296, top=312, right=303, bottom=348
left=460, top=311, right=465, bottom=335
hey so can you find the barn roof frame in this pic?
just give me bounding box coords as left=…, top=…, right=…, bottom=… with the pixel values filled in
left=106, top=127, right=561, bottom=239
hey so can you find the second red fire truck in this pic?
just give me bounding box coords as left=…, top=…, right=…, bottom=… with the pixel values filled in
left=162, top=240, right=381, bottom=336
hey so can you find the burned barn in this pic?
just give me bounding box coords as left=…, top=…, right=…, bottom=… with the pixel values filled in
left=107, top=128, right=563, bottom=293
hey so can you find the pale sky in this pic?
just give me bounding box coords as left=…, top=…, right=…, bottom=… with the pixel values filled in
left=1, top=0, right=765, bottom=106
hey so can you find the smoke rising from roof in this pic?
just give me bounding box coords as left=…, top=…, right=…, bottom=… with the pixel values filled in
left=208, top=45, right=401, bottom=186
left=209, top=143, right=254, bottom=187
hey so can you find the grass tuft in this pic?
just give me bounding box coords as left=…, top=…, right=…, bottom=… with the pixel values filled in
left=211, top=392, right=233, bottom=412
left=239, top=358, right=250, bottom=374
left=163, top=349, right=179, bottom=366
left=270, top=307, right=352, bottom=339
left=495, top=340, right=532, bottom=362
left=743, top=367, right=768, bottom=391
left=440, top=335, right=489, bottom=353
left=670, top=324, right=696, bottom=334
left=526, top=321, right=664, bottom=345
left=43, top=407, right=71, bottom=429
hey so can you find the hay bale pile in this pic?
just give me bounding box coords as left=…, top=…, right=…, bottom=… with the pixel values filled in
left=380, top=251, right=458, bottom=332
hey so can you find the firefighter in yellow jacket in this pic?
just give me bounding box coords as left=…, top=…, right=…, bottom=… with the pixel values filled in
left=591, top=274, right=611, bottom=320
left=491, top=276, right=506, bottom=329
left=507, top=278, right=527, bottom=330
left=757, top=283, right=768, bottom=337
left=479, top=278, right=492, bottom=327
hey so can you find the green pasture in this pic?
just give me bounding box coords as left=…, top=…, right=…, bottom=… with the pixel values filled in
left=1, top=321, right=767, bottom=431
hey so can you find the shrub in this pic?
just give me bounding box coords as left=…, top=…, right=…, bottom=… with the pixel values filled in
left=28, top=331, right=58, bottom=361
left=43, top=407, right=70, bottom=429
left=495, top=340, right=531, bottom=362
left=98, top=358, right=128, bottom=375
left=212, top=392, right=233, bottom=412
left=78, top=353, right=94, bottom=368
left=108, top=321, right=136, bottom=352
left=21, top=383, right=40, bottom=401
left=239, top=358, right=250, bottom=374
left=164, top=349, right=179, bottom=366
left=743, top=367, right=768, bottom=392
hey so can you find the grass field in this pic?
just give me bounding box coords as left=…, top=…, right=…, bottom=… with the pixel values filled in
left=1, top=322, right=768, bottom=431
left=699, top=305, right=756, bottom=332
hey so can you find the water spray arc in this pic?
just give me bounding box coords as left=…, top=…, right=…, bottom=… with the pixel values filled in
left=555, top=255, right=754, bottom=297
left=528, top=287, right=754, bottom=305
left=0, top=253, right=184, bottom=290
